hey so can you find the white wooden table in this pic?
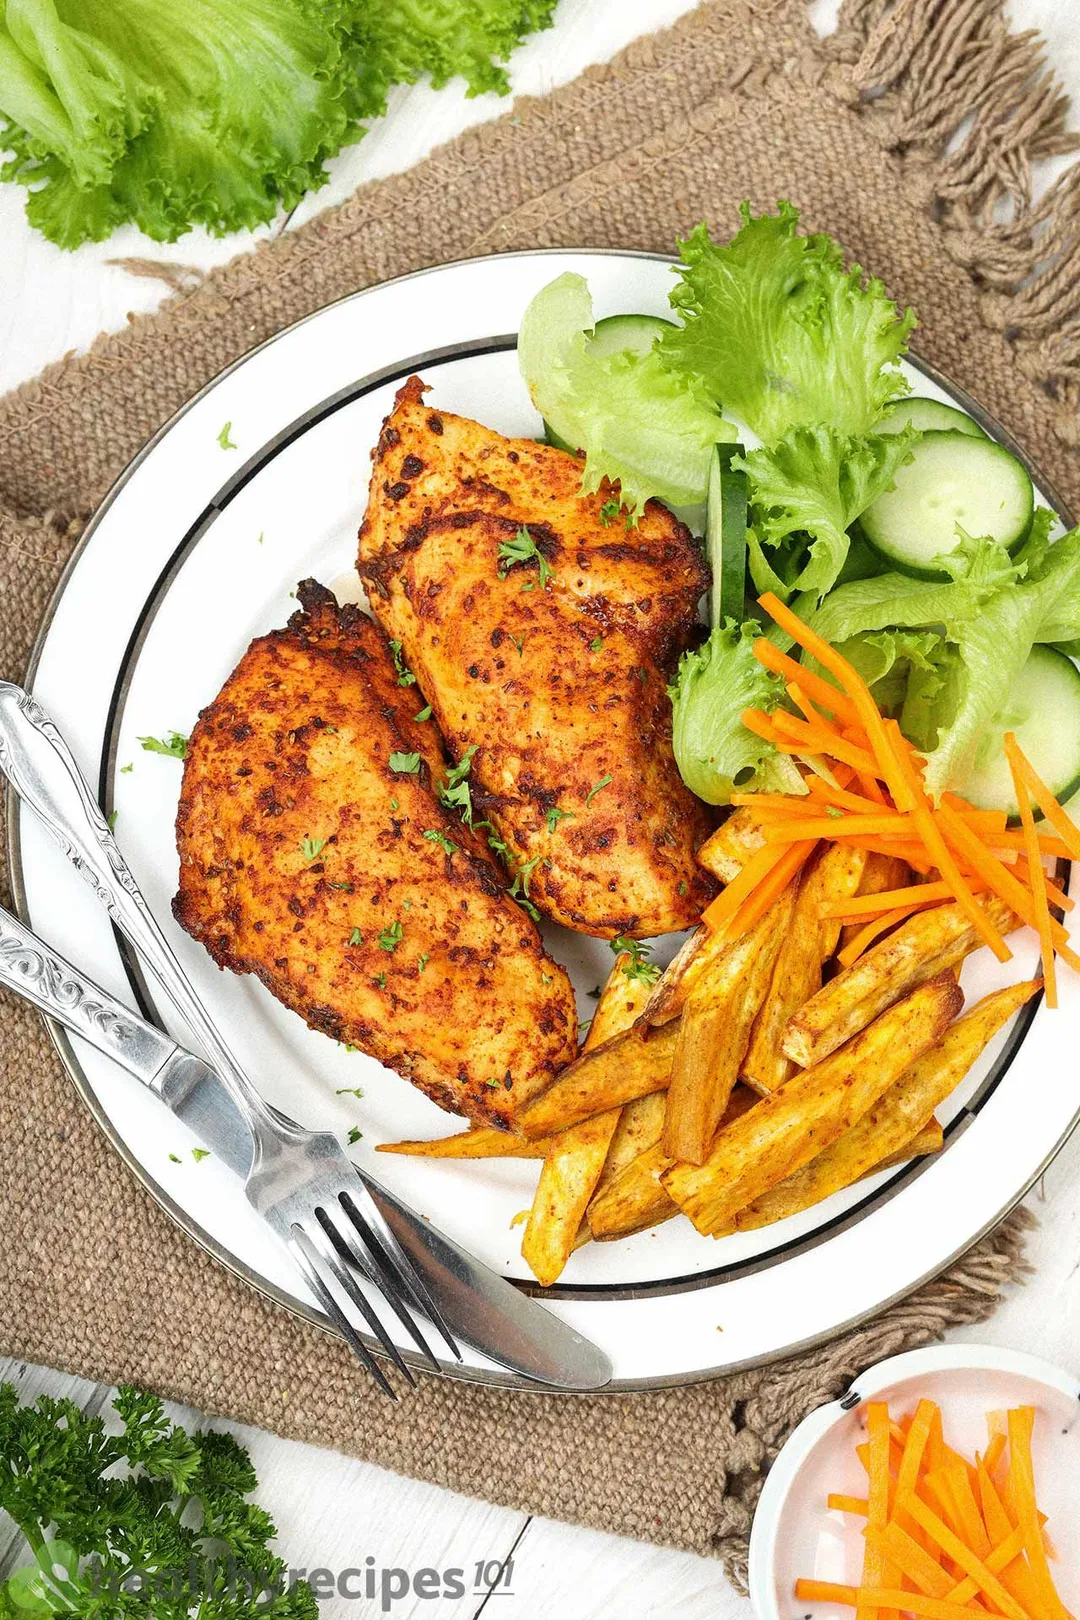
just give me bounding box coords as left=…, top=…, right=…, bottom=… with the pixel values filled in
left=4, top=3, right=1080, bottom=1616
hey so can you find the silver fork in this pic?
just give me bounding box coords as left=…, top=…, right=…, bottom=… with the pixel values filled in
left=0, top=682, right=462, bottom=1399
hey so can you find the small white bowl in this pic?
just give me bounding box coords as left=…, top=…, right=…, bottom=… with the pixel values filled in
left=748, top=1343, right=1080, bottom=1620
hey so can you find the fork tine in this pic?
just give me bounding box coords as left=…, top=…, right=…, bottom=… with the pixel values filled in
left=301, top=1217, right=417, bottom=1389
left=340, top=1186, right=464, bottom=1362
left=289, top=1232, right=398, bottom=1400
left=320, top=1207, right=442, bottom=1373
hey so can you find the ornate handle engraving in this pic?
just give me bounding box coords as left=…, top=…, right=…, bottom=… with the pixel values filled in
left=0, top=682, right=278, bottom=1140
left=0, top=905, right=175, bottom=1076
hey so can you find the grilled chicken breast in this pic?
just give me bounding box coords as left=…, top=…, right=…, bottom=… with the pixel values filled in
left=357, top=377, right=717, bottom=938
left=173, top=581, right=577, bottom=1129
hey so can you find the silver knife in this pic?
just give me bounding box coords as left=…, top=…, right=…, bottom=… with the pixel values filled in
left=0, top=902, right=611, bottom=1389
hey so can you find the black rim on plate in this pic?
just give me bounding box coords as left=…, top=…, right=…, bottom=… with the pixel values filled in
left=7, top=250, right=1077, bottom=1390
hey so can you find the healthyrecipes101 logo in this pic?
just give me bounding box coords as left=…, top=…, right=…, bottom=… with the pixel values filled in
left=4, top=1540, right=515, bottom=1613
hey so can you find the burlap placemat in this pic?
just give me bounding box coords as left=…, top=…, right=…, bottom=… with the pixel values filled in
left=1, top=0, right=1075, bottom=1587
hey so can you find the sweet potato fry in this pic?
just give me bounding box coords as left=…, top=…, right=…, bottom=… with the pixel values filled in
left=697, top=806, right=771, bottom=883
left=591, top=1092, right=667, bottom=1202
left=589, top=1087, right=758, bottom=1240
left=872, top=1118, right=943, bottom=1171
left=377, top=1128, right=548, bottom=1159
left=743, top=844, right=867, bottom=1095
left=662, top=973, right=964, bottom=1237
left=522, top=954, right=654, bottom=1286
left=663, top=885, right=793, bottom=1163
left=727, top=979, right=1035, bottom=1232
left=638, top=924, right=729, bottom=1029
left=517, top=1018, right=679, bottom=1140
left=839, top=852, right=911, bottom=953
left=780, top=896, right=1016, bottom=1069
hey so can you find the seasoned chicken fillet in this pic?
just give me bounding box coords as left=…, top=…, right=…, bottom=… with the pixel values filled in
left=173, top=581, right=577, bottom=1129
left=357, top=377, right=717, bottom=938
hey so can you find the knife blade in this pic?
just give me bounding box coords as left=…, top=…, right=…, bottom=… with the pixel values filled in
left=0, top=901, right=611, bottom=1389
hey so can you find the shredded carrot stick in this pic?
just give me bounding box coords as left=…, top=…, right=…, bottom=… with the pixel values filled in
left=764, top=815, right=915, bottom=845
left=1007, top=755, right=1058, bottom=1009
left=861, top=1403, right=896, bottom=1620
left=741, top=706, right=787, bottom=746
left=797, top=1582, right=995, bottom=1620
left=867, top=1523, right=953, bottom=1599
left=805, top=778, right=893, bottom=815
left=982, top=1435, right=1008, bottom=1481
left=820, top=882, right=982, bottom=920
left=729, top=793, right=821, bottom=813
left=837, top=902, right=946, bottom=966
left=857, top=770, right=889, bottom=806
left=1007, top=1408, right=1070, bottom=1620
left=887, top=722, right=1011, bottom=962
left=758, top=595, right=916, bottom=809
left=901, top=1494, right=1030, bottom=1620
left=829, top=1494, right=870, bottom=1516
left=936, top=803, right=1080, bottom=972
left=839, top=837, right=935, bottom=873
left=751, top=639, right=862, bottom=726
left=1003, top=734, right=1080, bottom=861
left=947, top=1526, right=1027, bottom=1606
left=700, top=839, right=815, bottom=935
left=983, top=830, right=1075, bottom=860
left=722, top=840, right=818, bottom=941
left=769, top=711, right=880, bottom=774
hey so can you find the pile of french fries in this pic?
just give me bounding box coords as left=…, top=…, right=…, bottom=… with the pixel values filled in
left=378, top=805, right=1041, bottom=1287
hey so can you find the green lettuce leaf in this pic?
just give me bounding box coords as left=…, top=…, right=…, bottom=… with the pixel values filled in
left=739, top=423, right=917, bottom=601
left=660, top=201, right=916, bottom=444
left=669, top=619, right=784, bottom=805
left=518, top=271, right=734, bottom=514
left=0, top=0, right=555, bottom=248
left=800, top=520, right=1080, bottom=798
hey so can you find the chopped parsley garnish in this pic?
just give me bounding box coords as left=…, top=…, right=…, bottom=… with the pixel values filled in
left=438, top=745, right=479, bottom=823
left=348, top=927, right=364, bottom=945
left=388, top=638, right=416, bottom=686
left=509, top=853, right=543, bottom=920
left=336, top=1086, right=364, bottom=1098
left=372, top=972, right=387, bottom=989
left=390, top=797, right=399, bottom=812
left=388, top=751, right=422, bottom=774
left=191, top=1147, right=211, bottom=1162
left=377, top=920, right=403, bottom=951
left=106, top=810, right=118, bottom=832
left=678, top=880, right=689, bottom=896
left=545, top=805, right=574, bottom=834
left=509, top=633, right=525, bottom=655
left=589, top=637, right=604, bottom=652
left=347, top=1126, right=363, bottom=1145
left=586, top=774, right=613, bottom=805
left=328, top=880, right=354, bottom=891
left=610, top=935, right=661, bottom=986
left=301, top=836, right=326, bottom=860
left=520, top=580, right=536, bottom=593
left=417, top=952, right=430, bottom=974
left=120, top=762, right=133, bottom=774
left=599, top=498, right=621, bottom=526
left=423, top=828, right=458, bottom=855
left=497, top=525, right=554, bottom=589
left=257, top=530, right=264, bottom=544
left=138, top=731, right=188, bottom=759
left=168, top=1153, right=181, bottom=1164
left=414, top=703, right=432, bottom=721
left=217, top=421, right=237, bottom=450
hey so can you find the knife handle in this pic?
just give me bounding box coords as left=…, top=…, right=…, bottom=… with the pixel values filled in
left=0, top=902, right=177, bottom=1081
left=0, top=682, right=280, bottom=1139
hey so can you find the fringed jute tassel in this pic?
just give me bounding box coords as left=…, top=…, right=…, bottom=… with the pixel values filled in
left=829, top=0, right=1080, bottom=446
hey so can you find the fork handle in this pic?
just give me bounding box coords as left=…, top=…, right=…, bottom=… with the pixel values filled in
left=0, top=683, right=279, bottom=1140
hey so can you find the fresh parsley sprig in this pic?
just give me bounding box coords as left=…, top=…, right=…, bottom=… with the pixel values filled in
left=0, top=1384, right=316, bottom=1619
left=610, top=935, right=661, bottom=986
left=497, top=526, right=555, bottom=589
left=139, top=731, right=188, bottom=759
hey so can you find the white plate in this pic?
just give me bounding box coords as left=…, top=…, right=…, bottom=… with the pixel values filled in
left=748, top=1343, right=1080, bottom=1620
left=9, top=251, right=1080, bottom=1390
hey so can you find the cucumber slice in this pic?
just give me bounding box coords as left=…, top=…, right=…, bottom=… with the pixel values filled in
left=860, top=430, right=1033, bottom=581
left=878, top=397, right=987, bottom=438
left=541, top=315, right=674, bottom=454
left=706, top=443, right=748, bottom=625
left=958, top=645, right=1080, bottom=821
left=587, top=312, right=675, bottom=362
